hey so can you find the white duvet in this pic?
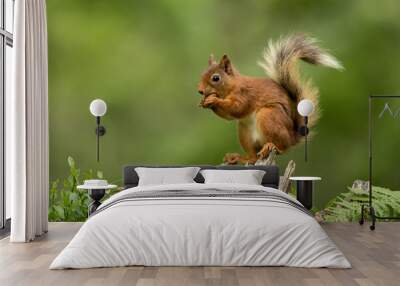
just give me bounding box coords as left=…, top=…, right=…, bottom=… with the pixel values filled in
left=50, top=183, right=351, bottom=269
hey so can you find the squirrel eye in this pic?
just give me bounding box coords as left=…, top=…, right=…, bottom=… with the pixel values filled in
left=211, top=74, right=221, bottom=82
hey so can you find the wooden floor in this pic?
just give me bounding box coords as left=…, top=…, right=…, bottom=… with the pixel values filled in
left=0, top=223, right=399, bottom=286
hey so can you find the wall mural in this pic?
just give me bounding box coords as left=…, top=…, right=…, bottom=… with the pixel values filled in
left=46, top=1, right=400, bottom=222
left=198, top=34, right=342, bottom=164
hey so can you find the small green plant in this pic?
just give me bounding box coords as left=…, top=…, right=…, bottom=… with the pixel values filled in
left=49, top=156, right=107, bottom=222
left=320, top=186, right=400, bottom=222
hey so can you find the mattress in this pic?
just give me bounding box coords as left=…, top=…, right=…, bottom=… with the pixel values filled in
left=50, top=183, right=350, bottom=269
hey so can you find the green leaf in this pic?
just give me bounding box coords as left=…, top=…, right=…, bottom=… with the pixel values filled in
left=53, top=205, right=65, bottom=220
left=69, top=192, right=78, bottom=202
left=322, top=185, right=400, bottom=222
left=67, top=156, right=75, bottom=168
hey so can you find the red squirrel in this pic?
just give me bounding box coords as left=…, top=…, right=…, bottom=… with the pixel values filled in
left=198, top=34, right=343, bottom=164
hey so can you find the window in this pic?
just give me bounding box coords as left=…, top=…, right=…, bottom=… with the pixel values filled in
left=0, top=0, right=14, bottom=232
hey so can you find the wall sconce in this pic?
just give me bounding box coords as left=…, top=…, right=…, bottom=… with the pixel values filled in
left=297, top=99, right=314, bottom=162
left=89, top=99, right=107, bottom=162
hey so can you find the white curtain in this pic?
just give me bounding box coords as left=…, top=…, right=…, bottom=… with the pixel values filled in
left=7, top=0, right=49, bottom=242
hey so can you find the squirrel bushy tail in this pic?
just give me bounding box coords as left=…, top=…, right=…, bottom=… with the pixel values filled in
left=258, top=34, right=343, bottom=127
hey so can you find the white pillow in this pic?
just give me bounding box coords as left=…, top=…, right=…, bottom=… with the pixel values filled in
left=200, top=169, right=266, bottom=185
left=135, top=167, right=200, bottom=186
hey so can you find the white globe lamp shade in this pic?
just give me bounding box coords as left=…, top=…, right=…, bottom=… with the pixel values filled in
left=90, top=99, right=107, bottom=117
left=297, top=99, right=314, bottom=117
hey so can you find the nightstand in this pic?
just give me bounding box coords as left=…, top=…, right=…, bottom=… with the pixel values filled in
left=289, top=177, right=321, bottom=210
left=77, top=180, right=117, bottom=216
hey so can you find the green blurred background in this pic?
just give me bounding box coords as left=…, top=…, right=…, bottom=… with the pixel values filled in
left=47, top=0, right=400, bottom=208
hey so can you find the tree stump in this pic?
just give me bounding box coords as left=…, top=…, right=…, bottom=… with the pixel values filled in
left=279, top=160, right=296, bottom=193
left=254, top=149, right=277, bottom=166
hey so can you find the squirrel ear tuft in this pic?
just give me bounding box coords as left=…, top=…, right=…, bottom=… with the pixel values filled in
left=208, top=54, right=215, bottom=66
left=219, top=54, right=233, bottom=75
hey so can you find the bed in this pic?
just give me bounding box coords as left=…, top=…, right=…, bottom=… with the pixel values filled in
left=50, top=165, right=350, bottom=269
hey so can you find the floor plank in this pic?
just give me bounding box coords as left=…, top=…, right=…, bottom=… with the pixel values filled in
left=0, top=222, right=399, bottom=286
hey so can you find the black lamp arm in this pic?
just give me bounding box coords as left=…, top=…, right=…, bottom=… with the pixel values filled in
left=95, top=117, right=106, bottom=136
left=95, top=116, right=106, bottom=162
left=298, top=116, right=309, bottom=136
left=297, top=116, right=309, bottom=162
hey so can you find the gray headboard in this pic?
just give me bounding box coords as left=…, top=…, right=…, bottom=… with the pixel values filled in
left=123, top=165, right=280, bottom=189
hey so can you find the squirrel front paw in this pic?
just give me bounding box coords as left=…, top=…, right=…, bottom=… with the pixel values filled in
left=257, top=142, right=281, bottom=159
left=201, top=95, right=219, bottom=108
left=223, top=153, right=242, bottom=165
